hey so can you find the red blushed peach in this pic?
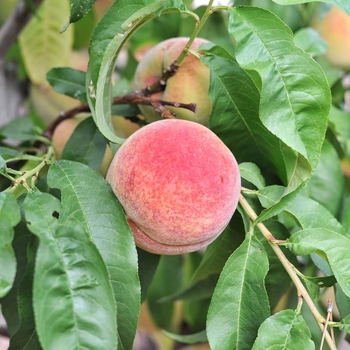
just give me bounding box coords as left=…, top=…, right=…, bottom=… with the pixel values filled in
left=133, top=37, right=212, bottom=126
left=106, top=119, right=241, bottom=255
left=311, top=6, right=350, bottom=69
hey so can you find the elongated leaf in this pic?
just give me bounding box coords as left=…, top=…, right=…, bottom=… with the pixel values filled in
left=23, top=189, right=117, bottom=350
left=239, top=162, right=266, bottom=190
left=272, top=0, right=350, bottom=15
left=285, top=229, right=350, bottom=298
left=162, top=330, right=207, bottom=344
left=189, top=214, right=245, bottom=285
left=0, top=147, right=22, bottom=160
left=46, top=67, right=87, bottom=101
left=205, top=54, right=287, bottom=183
left=302, top=139, right=344, bottom=217
left=228, top=6, right=330, bottom=220
left=0, top=192, right=20, bottom=297
left=19, top=0, right=73, bottom=85
left=86, top=0, right=195, bottom=143
left=147, top=255, right=183, bottom=329
left=61, top=117, right=108, bottom=172
left=252, top=310, right=314, bottom=349
left=283, top=194, right=346, bottom=237
left=0, top=222, right=32, bottom=336
left=9, top=236, right=41, bottom=350
left=62, top=0, right=97, bottom=31
left=340, top=314, right=350, bottom=334
left=137, top=248, right=160, bottom=302
left=294, top=27, right=327, bottom=56
left=207, top=233, right=270, bottom=350
left=47, top=160, right=140, bottom=350
left=0, top=117, right=35, bottom=142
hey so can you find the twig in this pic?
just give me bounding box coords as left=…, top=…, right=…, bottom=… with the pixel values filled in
left=140, top=62, right=179, bottom=96
left=320, top=299, right=334, bottom=350
left=7, top=146, right=54, bottom=193
left=0, top=0, right=43, bottom=59
left=239, top=194, right=337, bottom=350
left=42, top=93, right=197, bottom=139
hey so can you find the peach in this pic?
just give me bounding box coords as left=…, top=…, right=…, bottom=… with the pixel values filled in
left=52, top=116, right=113, bottom=177
left=133, top=37, right=212, bottom=125
left=311, top=6, right=350, bottom=68
left=106, top=119, right=241, bottom=255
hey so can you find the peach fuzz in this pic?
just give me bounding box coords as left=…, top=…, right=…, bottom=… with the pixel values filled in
left=106, top=119, right=241, bottom=255
left=133, top=37, right=212, bottom=126
left=311, top=6, right=350, bottom=68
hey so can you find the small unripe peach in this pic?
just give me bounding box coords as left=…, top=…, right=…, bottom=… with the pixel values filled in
left=311, top=6, right=350, bottom=68
left=106, top=119, right=241, bottom=255
left=133, top=37, right=212, bottom=125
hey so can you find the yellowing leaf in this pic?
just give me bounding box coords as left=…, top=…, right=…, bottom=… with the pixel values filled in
left=19, top=0, right=73, bottom=85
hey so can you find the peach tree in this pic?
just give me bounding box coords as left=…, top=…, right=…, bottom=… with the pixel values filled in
left=1, top=0, right=350, bottom=349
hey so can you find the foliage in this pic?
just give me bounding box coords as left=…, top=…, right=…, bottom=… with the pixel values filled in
left=1, top=0, right=350, bottom=349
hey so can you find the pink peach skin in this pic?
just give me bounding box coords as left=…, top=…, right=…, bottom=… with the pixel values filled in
left=106, top=119, right=241, bottom=255
left=312, top=6, right=350, bottom=68
left=133, top=37, right=212, bottom=125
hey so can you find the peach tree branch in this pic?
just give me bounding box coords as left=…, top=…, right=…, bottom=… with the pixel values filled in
left=239, top=193, right=337, bottom=350
left=42, top=93, right=197, bottom=139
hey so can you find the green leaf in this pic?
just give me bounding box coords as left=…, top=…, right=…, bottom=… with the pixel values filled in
left=47, top=160, right=140, bottom=350
left=341, top=196, right=350, bottom=235
left=207, top=233, right=270, bottom=350
left=0, top=222, right=32, bottom=336
left=302, top=275, right=336, bottom=288
left=283, top=194, right=346, bottom=237
left=0, top=192, right=21, bottom=297
left=137, top=248, right=160, bottom=303
left=328, top=104, right=350, bottom=142
left=281, top=192, right=348, bottom=275
left=86, top=0, right=195, bottom=143
left=294, top=27, right=327, bottom=57
left=340, top=314, right=350, bottom=333
left=252, top=310, right=314, bottom=349
left=65, top=0, right=97, bottom=29
left=162, top=329, right=207, bottom=344
left=9, top=236, right=42, bottom=350
left=189, top=215, right=245, bottom=285
left=23, top=189, right=118, bottom=349
left=158, top=274, right=219, bottom=303
left=61, top=117, right=108, bottom=172
left=46, top=67, right=87, bottom=101
left=302, top=139, right=344, bottom=217
left=147, top=255, right=183, bottom=330
left=239, top=162, right=266, bottom=190
left=228, top=6, right=330, bottom=219
left=18, top=0, right=74, bottom=85
left=205, top=54, right=287, bottom=183
left=0, top=156, right=6, bottom=173
left=0, top=117, right=35, bottom=142
left=0, top=147, right=22, bottom=160
left=285, top=229, right=350, bottom=298
left=272, top=0, right=350, bottom=15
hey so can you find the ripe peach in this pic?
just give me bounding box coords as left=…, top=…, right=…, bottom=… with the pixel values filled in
left=311, top=6, right=350, bottom=68
left=106, top=119, right=241, bottom=255
left=133, top=37, right=212, bottom=125
left=52, top=116, right=113, bottom=177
